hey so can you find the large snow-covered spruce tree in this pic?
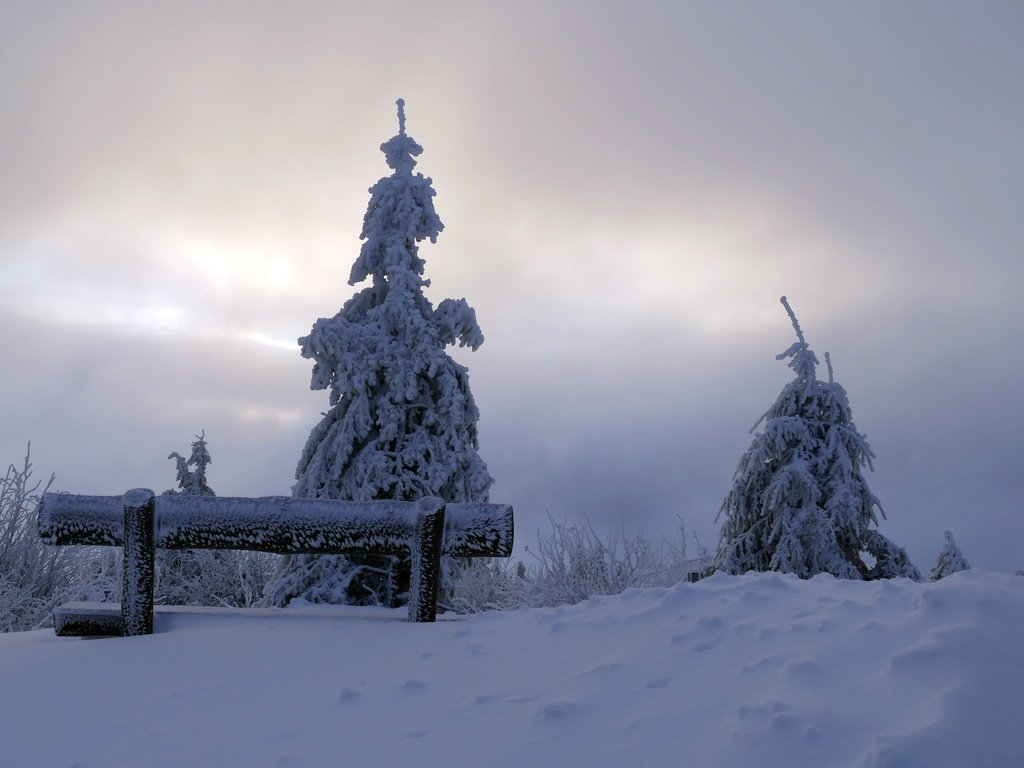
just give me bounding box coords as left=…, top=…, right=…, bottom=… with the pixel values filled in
left=264, top=100, right=492, bottom=607
left=715, top=297, right=920, bottom=580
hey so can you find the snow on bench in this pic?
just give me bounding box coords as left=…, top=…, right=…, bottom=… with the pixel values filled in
left=38, top=489, right=514, bottom=635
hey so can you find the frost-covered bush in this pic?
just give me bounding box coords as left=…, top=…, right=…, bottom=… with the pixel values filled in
left=65, top=548, right=121, bottom=603
left=715, top=297, right=920, bottom=580
left=527, top=516, right=660, bottom=605
left=449, top=515, right=712, bottom=613
left=447, top=557, right=528, bottom=614
left=265, top=100, right=491, bottom=608
left=0, top=446, right=151, bottom=630
left=0, top=447, right=69, bottom=632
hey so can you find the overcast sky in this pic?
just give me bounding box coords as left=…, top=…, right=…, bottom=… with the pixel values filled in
left=2, top=1, right=1022, bottom=572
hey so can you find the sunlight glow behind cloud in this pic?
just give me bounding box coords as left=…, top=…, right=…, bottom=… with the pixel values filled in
left=166, top=236, right=297, bottom=297
left=242, top=331, right=300, bottom=352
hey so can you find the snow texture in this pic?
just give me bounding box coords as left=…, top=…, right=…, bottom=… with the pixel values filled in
left=265, top=99, right=492, bottom=607
left=931, top=530, right=971, bottom=580
left=716, top=297, right=920, bottom=580
left=3, top=570, right=1022, bottom=767
left=37, top=492, right=123, bottom=546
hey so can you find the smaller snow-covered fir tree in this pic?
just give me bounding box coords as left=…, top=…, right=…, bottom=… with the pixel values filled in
left=715, top=297, right=920, bottom=580
left=158, top=433, right=272, bottom=606
left=165, top=431, right=214, bottom=497
left=930, top=530, right=971, bottom=580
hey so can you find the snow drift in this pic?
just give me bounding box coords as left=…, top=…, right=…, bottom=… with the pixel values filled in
left=1, top=570, right=1021, bottom=767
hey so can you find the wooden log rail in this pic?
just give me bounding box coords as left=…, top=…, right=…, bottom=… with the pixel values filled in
left=38, top=490, right=514, bottom=636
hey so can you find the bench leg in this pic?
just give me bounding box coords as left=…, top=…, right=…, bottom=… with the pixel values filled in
left=408, top=498, right=445, bottom=622
left=122, top=488, right=156, bottom=636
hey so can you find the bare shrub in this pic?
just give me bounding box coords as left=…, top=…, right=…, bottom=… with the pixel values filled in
left=155, top=550, right=276, bottom=608
left=449, top=514, right=713, bottom=613
left=0, top=446, right=66, bottom=632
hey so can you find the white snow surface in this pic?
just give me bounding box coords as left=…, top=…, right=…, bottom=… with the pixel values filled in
left=2, top=570, right=1022, bottom=767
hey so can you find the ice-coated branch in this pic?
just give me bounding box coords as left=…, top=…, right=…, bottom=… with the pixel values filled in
left=434, top=298, right=484, bottom=350
left=775, top=296, right=818, bottom=380
left=780, top=295, right=805, bottom=345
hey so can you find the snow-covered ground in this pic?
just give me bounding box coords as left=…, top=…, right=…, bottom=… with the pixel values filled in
left=2, top=570, right=1022, bottom=768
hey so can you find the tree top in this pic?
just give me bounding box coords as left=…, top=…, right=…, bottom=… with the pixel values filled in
left=780, top=295, right=806, bottom=345
left=776, top=296, right=818, bottom=381
left=380, top=97, right=422, bottom=174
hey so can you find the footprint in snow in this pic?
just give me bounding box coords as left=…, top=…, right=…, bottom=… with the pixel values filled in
left=538, top=700, right=580, bottom=721
left=782, top=658, right=825, bottom=681
left=509, top=693, right=541, bottom=705
left=670, top=614, right=726, bottom=648
left=579, top=662, right=623, bottom=678
left=692, top=637, right=722, bottom=653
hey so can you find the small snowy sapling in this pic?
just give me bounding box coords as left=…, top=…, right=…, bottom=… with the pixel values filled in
left=158, top=433, right=272, bottom=607
left=930, top=530, right=971, bottom=580
left=165, top=431, right=215, bottom=498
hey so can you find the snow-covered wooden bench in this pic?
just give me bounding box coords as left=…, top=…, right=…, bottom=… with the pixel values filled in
left=37, top=489, right=514, bottom=636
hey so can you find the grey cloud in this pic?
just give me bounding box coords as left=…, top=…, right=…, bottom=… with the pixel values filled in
left=1, top=2, right=1022, bottom=574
